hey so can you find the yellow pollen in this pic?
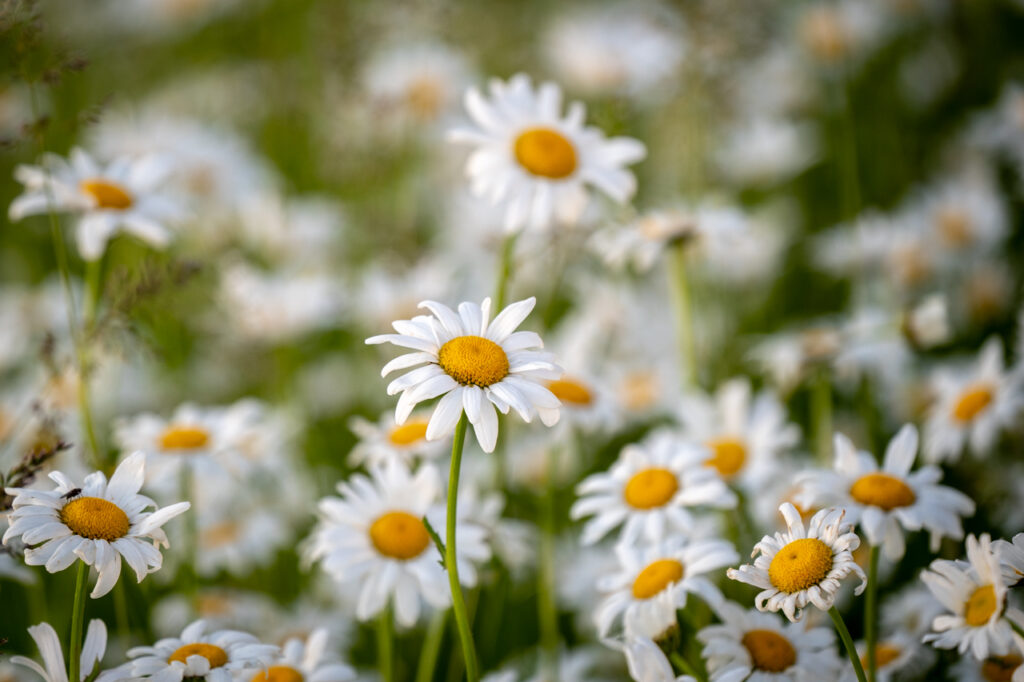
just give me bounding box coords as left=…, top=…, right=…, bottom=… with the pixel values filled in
left=437, top=335, right=509, bottom=387
left=251, top=666, right=305, bottom=682
left=168, top=643, right=229, bottom=668
left=623, top=468, right=679, bottom=510
left=80, top=179, right=134, bottom=210
left=982, top=654, right=1022, bottom=682
left=60, top=496, right=130, bottom=541
left=370, top=511, right=431, bottom=560
left=952, top=385, right=994, bottom=423
left=631, top=559, right=684, bottom=599
left=389, top=420, right=429, bottom=446
left=768, top=538, right=833, bottom=593
left=741, top=629, right=796, bottom=673
left=861, top=643, right=902, bottom=669
left=964, top=584, right=998, bottom=626
left=160, top=425, right=211, bottom=451
left=849, top=473, right=916, bottom=511
left=513, top=128, right=577, bottom=179
left=705, top=437, right=747, bottom=477
left=546, top=377, right=593, bottom=406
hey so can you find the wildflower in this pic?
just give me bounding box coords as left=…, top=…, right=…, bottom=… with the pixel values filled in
left=11, top=620, right=107, bottom=682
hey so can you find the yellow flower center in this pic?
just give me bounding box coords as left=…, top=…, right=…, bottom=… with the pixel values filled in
left=369, top=511, right=431, bottom=560
left=982, top=654, right=1022, bottom=682
left=937, top=208, right=971, bottom=246
left=623, top=468, right=679, bottom=510
left=388, top=420, right=429, bottom=446
left=513, top=128, right=577, bottom=179
left=849, top=473, right=916, bottom=511
left=201, top=521, right=240, bottom=549
left=546, top=377, right=593, bottom=406
left=160, top=425, right=211, bottom=451
left=768, top=538, right=833, bottom=593
left=406, top=77, right=443, bottom=119
left=168, top=643, right=229, bottom=668
left=800, top=7, right=848, bottom=62
left=437, top=335, right=509, bottom=387
left=251, top=666, right=305, bottom=682
left=964, top=584, right=998, bottom=626
left=861, top=643, right=902, bottom=669
left=704, top=437, right=747, bottom=477
left=631, top=559, right=684, bottom=599
left=741, top=629, right=796, bottom=673
left=620, top=371, right=658, bottom=411
left=80, top=179, right=134, bottom=210
left=60, top=496, right=130, bottom=541
left=952, top=385, right=994, bottom=423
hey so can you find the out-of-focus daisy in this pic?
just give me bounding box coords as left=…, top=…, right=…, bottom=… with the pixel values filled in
left=543, top=370, right=618, bottom=434
left=348, top=410, right=446, bottom=467
left=11, top=619, right=106, bottom=682
left=235, top=194, right=345, bottom=268
left=923, top=337, right=1024, bottom=463
left=797, top=425, right=975, bottom=560
left=881, top=583, right=947, bottom=638
left=908, top=172, right=1008, bottom=255
left=845, top=632, right=935, bottom=682
left=2, top=452, right=190, bottom=598
left=698, top=601, right=842, bottom=680
left=307, top=460, right=490, bottom=627
left=571, top=430, right=736, bottom=546
left=995, top=533, right=1024, bottom=586
left=715, top=117, right=818, bottom=188
left=727, top=503, right=866, bottom=621
left=449, top=74, right=646, bottom=233
left=796, top=0, right=887, bottom=67
left=366, top=296, right=561, bottom=453
left=251, top=629, right=355, bottom=682
left=363, top=42, right=472, bottom=125
left=952, top=651, right=1024, bottom=682
left=620, top=633, right=695, bottom=682
left=9, top=148, right=182, bottom=261
left=594, top=536, right=738, bottom=637
left=749, top=325, right=843, bottom=394
left=98, top=619, right=277, bottom=682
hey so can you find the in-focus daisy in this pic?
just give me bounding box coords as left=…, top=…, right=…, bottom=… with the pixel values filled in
left=727, top=503, right=866, bottom=621
left=571, top=430, right=736, bottom=546
left=797, top=424, right=975, bottom=560
left=250, top=629, right=355, bottom=682
left=11, top=619, right=106, bottom=682
left=347, top=410, right=446, bottom=468
left=366, top=296, right=562, bottom=453
left=9, top=148, right=182, bottom=261
left=306, top=460, right=490, bottom=627
left=698, top=601, right=842, bottom=680
left=98, top=619, right=277, bottom=682
left=449, top=74, right=646, bottom=233
left=2, top=452, right=190, bottom=598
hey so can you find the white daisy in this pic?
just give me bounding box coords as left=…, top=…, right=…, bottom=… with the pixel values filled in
left=727, top=503, right=866, bottom=622
left=366, top=296, right=562, bottom=453
left=845, top=632, right=935, bottom=682
left=306, top=459, right=491, bottom=628
left=797, top=424, right=975, bottom=561
left=952, top=650, right=1024, bottom=682
left=715, top=117, right=818, bottom=188
left=881, top=583, right=947, bottom=637
left=698, top=601, right=842, bottom=681
left=251, top=629, right=355, bottom=682
left=923, top=337, right=1024, bottom=463
left=594, top=536, right=738, bottom=637
left=995, top=533, right=1024, bottom=587
left=8, top=147, right=182, bottom=261
left=347, top=410, right=446, bottom=468
left=2, top=452, right=190, bottom=598
left=449, top=73, right=646, bottom=233
left=362, top=42, right=472, bottom=125
left=571, top=429, right=736, bottom=546
left=620, top=634, right=695, bottom=682
left=11, top=619, right=106, bottom=682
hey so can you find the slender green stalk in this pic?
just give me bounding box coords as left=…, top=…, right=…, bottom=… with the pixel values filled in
left=376, top=607, right=394, bottom=682
left=1009, top=618, right=1024, bottom=641
left=865, top=545, right=880, bottom=682
left=415, top=610, right=446, bottom=682
left=68, top=562, right=88, bottom=682
left=445, top=414, right=479, bottom=682
left=537, top=446, right=560, bottom=661
left=179, top=464, right=198, bottom=603
left=668, top=242, right=697, bottom=388
left=669, top=651, right=706, bottom=682
left=812, top=369, right=833, bottom=463
left=493, top=234, right=517, bottom=310
left=113, top=582, right=132, bottom=653
left=829, top=606, right=868, bottom=682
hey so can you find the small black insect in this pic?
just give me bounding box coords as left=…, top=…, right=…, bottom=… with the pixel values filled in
left=61, top=487, right=82, bottom=500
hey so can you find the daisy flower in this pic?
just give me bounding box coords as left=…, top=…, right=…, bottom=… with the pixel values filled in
left=952, top=650, right=1024, bottom=682
left=306, top=459, right=491, bottom=627
left=11, top=619, right=106, bottom=682
left=347, top=410, right=446, bottom=468
left=449, top=73, right=646, bottom=233
left=251, top=629, right=355, bottom=682
left=2, top=452, right=190, bottom=598
left=846, top=632, right=935, bottom=682
left=921, top=534, right=1024, bottom=660
left=923, top=337, right=1024, bottom=463
left=620, top=634, right=695, bottom=682
left=98, top=619, right=278, bottom=682
left=366, top=296, right=562, bottom=453
left=797, top=424, right=975, bottom=561
left=362, top=42, right=472, bottom=125
left=9, top=147, right=182, bottom=261
left=995, top=533, right=1024, bottom=586
left=698, top=601, right=842, bottom=681
left=571, top=430, right=736, bottom=546
left=727, top=503, right=866, bottom=622
left=594, top=536, right=738, bottom=637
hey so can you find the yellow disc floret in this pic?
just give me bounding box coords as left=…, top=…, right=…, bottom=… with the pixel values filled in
left=631, top=559, right=684, bottom=599
left=60, top=497, right=130, bottom=541
left=849, top=473, right=916, bottom=511
left=160, top=425, right=211, bottom=451
left=964, top=584, right=998, bottom=626
left=370, top=511, right=431, bottom=560
left=768, top=538, right=833, bottom=593
left=251, top=666, right=305, bottom=682
left=80, top=179, right=134, bottom=210
left=861, top=643, right=902, bottom=670
left=705, top=437, right=747, bottom=477
left=168, top=643, right=229, bottom=668
left=741, top=629, right=796, bottom=673
left=953, top=385, right=994, bottom=423
left=437, top=335, right=509, bottom=387
left=623, top=468, right=679, bottom=510
left=546, top=378, right=593, bottom=406
left=981, top=654, right=1022, bottom=682
left=389, top=420, right=429, bottom=446
left=514, top=128, right=577, bottom=179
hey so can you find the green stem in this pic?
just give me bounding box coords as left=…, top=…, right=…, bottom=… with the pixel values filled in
left=668, top=242, right=697, bottom=388
left=68, top=562, right=88, bottom=682
left=812, top=368, right=833, bottom=463
left=829, top=606, right=868, bottom=682
left=113, top=582, right=132, bottom=653
left=179, top=464, right=198, bottom=603
left=1009, top=618, right=1024, bottom=641
left=669, top=651, right=706, bottom=682
left=865, top=545, right=880, bottom=682
left=445, top=414, right=479, bottom=682
left=538, top=446, right=560, bottom=661
left=376, top=607, right=394, bottom=682
left=415, top=610, right=446, bottom=682
left=493, top=234, right=517, bottom=310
